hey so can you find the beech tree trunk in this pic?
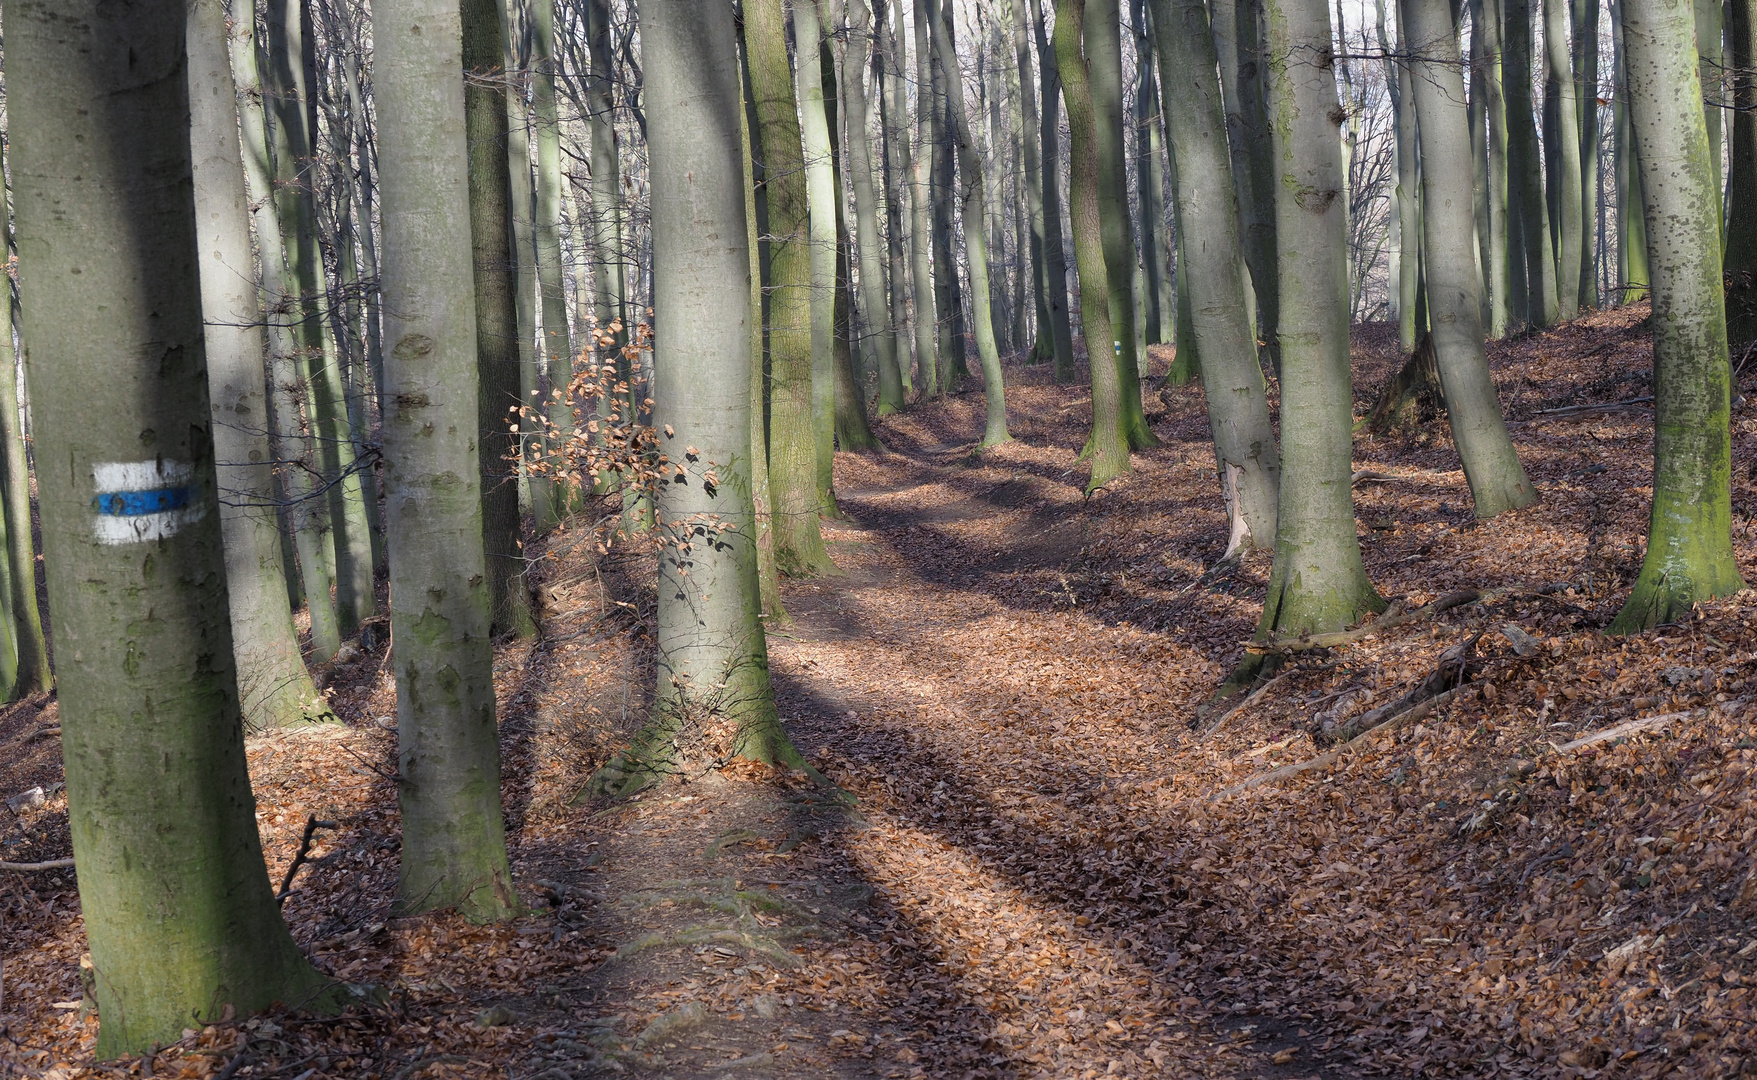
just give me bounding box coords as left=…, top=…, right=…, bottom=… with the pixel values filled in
left=1400, top=0, right=1541, bottom=518
left=9, top=0, right=341, bottom=1053
left=1030, top=0, right=1079, bottom=381
left=1211, top=0, right=1281, bottom=360
left=374, top=0, right=517, bottom=922
left=1544, top=0, right=1586, bottom=320
left=844, top=0, right=907, bottom=415
left=1611, top=0, right=1747, bottom=630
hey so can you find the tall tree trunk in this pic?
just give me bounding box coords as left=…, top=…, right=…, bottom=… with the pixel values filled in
left=532, top=0, right=579, bottom=528
left=190, top=0, right=332, bottom=725
left=1083, top=0, right=1158, bottom=449
left=899, top=0, right=941, bottom=395
left=503, top=0, right=548, bottom=522
left=926, top=0, right=968, bottom=386
left=845, top=0, right=907, bottom=415
left=1576, top=0, right=1604, bottom=309
left=875, top=0, right=920, bottom=395
left=747, top=0, right=838, bottom=576
left=1727, top=0, right=1757, bottom=340
left=464, top=0, right=538, bottom=637
left=1150, top=0, right=1281, bottom=551
left=1697, top=0, right=1725, bottom=235
left=0, top=299, right=48, bottom=699
left=1609, top=0, right=1746, bottom=630
left=374, top=0, right=518, bottom=922
left=607, top=0, right=804, bottom=788
left=1210, top=0, right=1281, bottom=362
left=1056, top=0, right=1132, bottom=488
left=1130, top=0, right=1166, bottom=345
left=9, top=0, right=341, bottom=1052
left=1614, top=0, right=1653, bottom=301
left=1030, top=0, right=1079, bottom=380
left=794, top=0, right=843, bottom=511
left=1470, top=0, right=1503, bottom=332
left=1255, top=0, right=1385, bottom=643
left=928, top=0, right=1013, bottom=445
left=821, top=7, right=883, bottom=455
left=1545, top=0, right=1586, bottom=319
left=1402, top=0, right=1542, bottom=517
left=1506, top=0, right=1562, bottom=325
left=1378, top=0, right=1424, bottom=353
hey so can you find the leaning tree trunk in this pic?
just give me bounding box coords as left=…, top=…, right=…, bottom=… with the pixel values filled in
left=593, top=0, right=807, bottom=793
left=1610, top=0, right=1747, bottom=631
left=374, top=0, right=518, bottom=922
left=1544, top=0, right=1585, bottom=321
left=464, top=0, right=538, bottom=637
left=1030, top=0, right=1079, bottom=381
left=1401, top=0, right=1541, bottom=518
left=9, top=0, right=342, bottom=1054
left=929, top=0, right=1013, bottom=446
left=747, top=0, right=838, bottom=576
left=190, top=0, right=332, bottom=726
left=1056, top=0, right=1132, bottom=488
left=1151, top=0, right=1281, bottom=552
left=1253, top=0, right=1385, bottom=648
left=844, top=0, right=906, bottom=415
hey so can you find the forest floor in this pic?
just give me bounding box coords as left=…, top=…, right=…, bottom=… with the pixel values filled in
left=6, top=309, right=1757, bottom=1078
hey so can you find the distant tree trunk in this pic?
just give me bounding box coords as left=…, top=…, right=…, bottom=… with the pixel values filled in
left=1255, top=0, right=1385, bottom=644
left=504, top=0, right=548, bottom=521
left=1151, top=0, right=1281, bottom=551
left=1505, top=0, right=1562, bottom=325
left=9, top=0, right=340, bottom=1053
left=926, top=0, right=968, bottom=385
left=844, top=0, right=906, bottom=415
left=606, top=0, right=805, bottom=788
left=463, top=0, right=538, bottom=637
left=1377, top=0, right=1423, bottom=353
left=1210, top=0, right=1282, bottom=362
left=0, top=298, right=47, bottom=699
left=1545, top=0, right=1586, bottom=320
left=1056, top=0, right=1131, bottom=488
left=1130, top=0, right=1166, bottom=345
left=928, top=0, right=1013, bottom=446
left=1697, top=0, right=1725, bottom=234
left=819, top=11, right=882, bottom=456
left=1613, top=0, right=1652, bottom=301
left=1030, top=0, right=1079, bottom=381
left=190, top=0, right=331, bottom=725
left=532, top=0, right=580, bottom=531
left=1401, top=0, right=1541, bottom=517
left=1610, top=0, right=1746, bottom=630
left=374, top=0, right=518, bottom=922
left=793, top=0, right=843, bottom=510
left=1576, top=0, right=1603, bottom=309
left=1469, top=0, right=1505, bottom=334
left=1724, top=0, right=1757, bottom=340
left=1083, top=0, right=1158, bottom=449
left=876, top=0, right=920, bottom=395
left=747, top=0, right=838, bottom=576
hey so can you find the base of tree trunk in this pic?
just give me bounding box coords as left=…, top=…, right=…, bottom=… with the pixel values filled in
left=1363, top=332, right=1443, bottom=434
left=1726, top=270, right=1757, bottom=348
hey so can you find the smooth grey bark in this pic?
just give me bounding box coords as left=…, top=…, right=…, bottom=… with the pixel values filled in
left=505, top=0, right=548, bottom=523
left=532, top=0, right=579, bottom=530
left=630, top=0, right=804, bottom=777
left=1400, top=0, right=1541, bottom=517
left=1696, top=0, right=1725, bottom=232
left=1378, top=0, right=1423, bottom=353
left=1472, top=0, right=1514, bottom=337
left=1255, top=0, right=1384, bottom=641
left=819, top=13, right=883, bottom=456
left=924, top=0, right=966, bottom=387
left=1611, top=0, right=1746, bottom=630
left=190, top=0, right=331, bottom=727
left=464, top=0, right=538, bottom=638
left=9, top=0, right=342, bottom=1054
left=928, top=0, right=1012, bottom=445
left=1613, top=0, right=1652, bottom=301
left=1150, top=0, right=1281, bottom=552
left=1575, top=0, right=1603, bottom=308
left=1130, top=0, right=1168, bottom=345
left=374, top=0, right=518, bottom=922
left=794, top=0, right=843, bottom=506
left=0, top=298, right=48, bottom=699
left=1727, top=0, right=1757, bottom=340
left=1210, top=0, right=1281, bottom=359
left=875, top=0, right=920, bottom=395
left=1505, top=0, right=1561, bottom=326
left=1029, top=0, right=1078, bottom=380
left=844, top=0, right=907, bottom=414
left=1544, top=0, right=1586, bottom=320
left=901, top=0, right=942, bottom=395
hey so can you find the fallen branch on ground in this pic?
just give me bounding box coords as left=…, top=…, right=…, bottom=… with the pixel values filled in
left=1215, top=684, right=1470, bottom=800
left=1554, top=711, right=1694, bottom=753
left=1316, top=633, right=1482, bottom=746
left=1519, top=395, right=1652, bottom=422
left=1199, top=666, right=1302, bottom=741
left=0, top=856, right=74, bottom=872
left=276, top=814, right=338, bottom=907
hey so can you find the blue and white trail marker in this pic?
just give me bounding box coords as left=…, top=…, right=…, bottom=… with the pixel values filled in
left=90, top=460, right=207, bottom=545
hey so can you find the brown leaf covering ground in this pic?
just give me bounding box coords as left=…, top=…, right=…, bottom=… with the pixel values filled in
left=5, top=309, right=1757, bottom=1078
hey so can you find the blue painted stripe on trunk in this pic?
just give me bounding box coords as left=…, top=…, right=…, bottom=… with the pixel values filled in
left=92, top=487, right=193, bottom=516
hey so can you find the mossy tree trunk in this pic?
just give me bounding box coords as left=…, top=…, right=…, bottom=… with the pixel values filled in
left=374, top=0, right=518, bottom=922
left=9, top=0, right=342, bottom=1053
left=190, top=0, right=332, bottom=726
left=463, top=0, right=538, bottom=638
left=1610, top=0, right=1747, bottom=631
left=1400, top=0, right=1541, bottom=518
left=1254, top=0, right=1385, bottom=646
left=1505, top=0, right=1561, bottom=326
left=1151, top=0, right=1281, bottom=552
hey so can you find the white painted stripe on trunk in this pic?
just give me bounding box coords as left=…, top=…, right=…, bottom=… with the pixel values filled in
left=92, top=459, right=194, bottom=493
left=93, top=505, right=208, bottom=545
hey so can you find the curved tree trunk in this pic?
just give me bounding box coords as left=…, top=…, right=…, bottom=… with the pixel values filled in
left=1151, top=0, right=1281, bottom=552
left=1255, top=0, right=1385, bottom=643
left=1610, top=0, right=1747, bottom=630
left=190, top=0, right=332, bottom=726
left=1401, top=0, right=1541, bottom=518
left=10, top=0, right=342, bottom=1053
left=374, top=0, right=517, bottom=922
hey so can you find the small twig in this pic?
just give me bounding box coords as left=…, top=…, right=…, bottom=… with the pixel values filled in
left=0, top=856, right=74, bottom=872
left=215, top=1051, right=255, bottom=1080
left=276, top=815, right=338, bottom=907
